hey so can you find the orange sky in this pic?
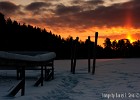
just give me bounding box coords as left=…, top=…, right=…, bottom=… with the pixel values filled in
left=0, top=0, right=140, bottom=46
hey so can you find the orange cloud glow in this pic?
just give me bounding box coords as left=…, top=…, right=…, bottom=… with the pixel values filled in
left=47, top=26, right=140, bottom=46
left=1, top=0, right=140, bottom=47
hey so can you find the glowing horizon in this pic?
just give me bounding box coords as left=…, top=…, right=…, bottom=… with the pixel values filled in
left=0, top=0, right=140, bottom=46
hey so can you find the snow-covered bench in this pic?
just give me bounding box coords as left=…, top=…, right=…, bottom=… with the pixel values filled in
left=0, top=51, right=56, bottom=96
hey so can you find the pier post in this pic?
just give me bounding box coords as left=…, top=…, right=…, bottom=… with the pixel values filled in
left=87, top=36, right=91, bottom=73
left=92, top=32, right=98, bottom=74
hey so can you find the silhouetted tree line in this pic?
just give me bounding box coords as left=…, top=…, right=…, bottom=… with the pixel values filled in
left=1, top=12, right=140, bottom=59
left=103, top=38, right=140, bottom=58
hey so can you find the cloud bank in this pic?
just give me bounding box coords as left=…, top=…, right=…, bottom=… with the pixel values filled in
left=1, top=0, right=140, bottom=43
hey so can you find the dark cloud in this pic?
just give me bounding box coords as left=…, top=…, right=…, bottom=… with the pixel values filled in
left=122, top=0, right=140, bottom=28
left=25, top=2, right=51, bottom=11
left=71, top=0, right=84, bottom=4
left=71, top=0, right=104, bottom=10
left=109, top=0, right=140, bottom=28
left=46, top=0, right=140, bottom=30
left=55, top=4, right=82, bottom=15
left=42, top=0, right=61, bottom=2
left=86, top=0, right=104, bottom=5
left=0, top=1, right=20, bottom=15
left=72, top=0, right=104, bottom=5
left=45, top=6, right=124, bottom=30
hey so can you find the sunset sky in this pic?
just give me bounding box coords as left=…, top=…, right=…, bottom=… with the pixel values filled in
left=0, top=0, right=140, bottom=46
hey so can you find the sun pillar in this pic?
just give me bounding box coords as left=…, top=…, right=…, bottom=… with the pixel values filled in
left=124, top=2, right=134, bottom=42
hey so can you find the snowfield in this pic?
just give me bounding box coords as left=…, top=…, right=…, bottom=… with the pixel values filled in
left=0, top=59, right=140, bottom=100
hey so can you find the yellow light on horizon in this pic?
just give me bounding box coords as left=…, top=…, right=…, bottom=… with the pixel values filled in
left=126, top=33, right=135, bottom=43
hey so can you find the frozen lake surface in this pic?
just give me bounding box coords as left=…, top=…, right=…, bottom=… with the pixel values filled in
left=0, top=58, right=140, bottom=100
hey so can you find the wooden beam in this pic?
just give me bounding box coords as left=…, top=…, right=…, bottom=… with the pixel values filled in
left=87, top=36, right=91, bottom=73
left=8, top=79, right=25, bottom=96
left=72, top=37, right=79, bottom=74
left=34, top=66, right=44, bottom=86
left=41, top=66, right=43, bottom=86
left=71, top=41, right=74, bottom=72
left=92, top=32, right=98, bottom=74
left=52, top=61, right=54, bottom=79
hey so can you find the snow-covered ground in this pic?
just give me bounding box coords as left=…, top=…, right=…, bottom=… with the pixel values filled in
left=0, top=59, right=140, bottom=100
